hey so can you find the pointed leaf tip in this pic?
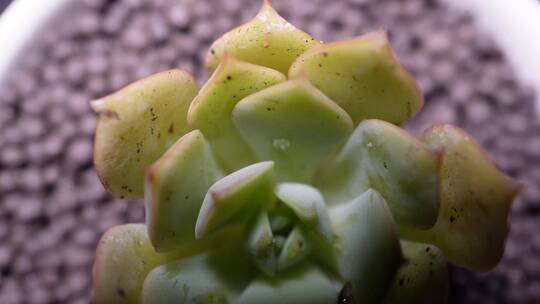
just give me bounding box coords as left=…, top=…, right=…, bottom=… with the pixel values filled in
left=318, top=119, right=440, bottom=229
left=400, top=124, right=520, bottom=272
left=233, top=80, right=353, bottom=183
left=289, top=31, right=422, bottom=125
left=248, top=211, right=276, bottom=276
left=188, top=56, right=286, bottom=171
left=329, top=189, right=402, bottom=303
left=93, top=69, right=198, bottom=198
left=205, top=0, right=320, bottom=74
left=275, top=182, right=332, bottom=241
left=195, top=161, right=275, bottom=240
left=145, top=130, right=225, bottom=252
left=277, top=226, right=310, bottom=271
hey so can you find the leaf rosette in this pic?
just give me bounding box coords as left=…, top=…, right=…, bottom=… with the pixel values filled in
left=92, top=2, right=520, bottom=303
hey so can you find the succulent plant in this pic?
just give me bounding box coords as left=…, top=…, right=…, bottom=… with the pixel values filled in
left=92, top=1, right=520, bottom=303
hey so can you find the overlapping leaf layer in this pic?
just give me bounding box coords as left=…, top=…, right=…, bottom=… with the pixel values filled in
left=92, top=2, right=519, bottom=303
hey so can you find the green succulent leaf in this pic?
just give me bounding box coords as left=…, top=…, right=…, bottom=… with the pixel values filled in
left=277, top=226, right=310, bottom=271
left=274, top=182, right=332, bottom=241
left=328, top=189, right=402, bottom=304
left=94, top=224, right=178, bottom=304
left=289, top=31, right=422, bottom=125
left=92, top=69, right=198, bottom=198
left=399, top=125, right=521, bottom=271
left=233, top=79, right=353, bottom=183
left=248, top=211, right=276, bottom=276
left=317, top=119, right=440, bottom=229
left=384, top=241, right=448, bottom=304
left=142, top=250, right=251, bottom=304
left=238, top=264, right=338, bottom=304
left=188, top=56, right=286, bottom=171
left=205, top=1, right=321, bottom=74
left=195, top=161, right=275, bottom=240
left=145, top=130, right=225, bottom=252
left=269, top=207, right=295, bottom=233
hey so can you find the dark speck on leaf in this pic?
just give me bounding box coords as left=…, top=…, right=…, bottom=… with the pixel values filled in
left=323, top=52, right=328, bottom=57
left=450, top=216, right=455, bottom=223
left=425, top=247, right=430, bottom=252
left=117, top=287, right=126, bottom=297
left=211, top=49, right=215, bottom=55
left=227, top=75, right=232, bottom=80
left=168, top=123, right=174, bottom=134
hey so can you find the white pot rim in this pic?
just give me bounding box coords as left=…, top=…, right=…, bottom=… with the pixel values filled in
left=0, top=0, right=71, bottom=85
left=442, top=0, right=540, bottom=114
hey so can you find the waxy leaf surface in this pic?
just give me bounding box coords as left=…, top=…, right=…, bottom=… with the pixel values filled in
left=400, top=125, right=520, bottom=271
left=92, top=70, right=198, bottom=197
left=189, top=57, right=286, bottom=171
left=145, top=130, right=224, bottom=252
left=289, top=31, right=422, bottom=125
left=206, top=1, right=320, bottom=74
left=318, top=119, right=440, bottom=228
left=233, top=80, right=353, bottom=183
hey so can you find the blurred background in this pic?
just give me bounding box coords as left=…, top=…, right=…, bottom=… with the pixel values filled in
left=0, top=0, right=539, bottom=303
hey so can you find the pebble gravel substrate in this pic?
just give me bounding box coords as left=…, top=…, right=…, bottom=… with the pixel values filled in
left=0, top=0, right=539, bottom=303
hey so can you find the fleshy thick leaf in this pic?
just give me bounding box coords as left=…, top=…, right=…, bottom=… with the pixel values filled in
left=248, top=211, right=276, bottom=276
left=205, top=1, right=320, bottom=74
left=195, top=161, right=275, bottom=240
left=275, top=182, right=332, bottom=240
left=399, top=125, right=521, bottom=271
left=238, top=264, right=338, bottom=304
left=92, top=69, right=198, bottom=198
left=384, top=241, right=448, bottom=304
left=317, top=119, right=440, bottom=229
left=188, top=56, right=286, bottom=171
left=142, top=250, right=251, bottom=304
left=233, top=79, right=353, bottom=183
left=277, top=226, right=310, bottom=271
left=94, top=224, right=177, bottom=304
left=289, top=31, right=422, bottom=125
left=145, top=130, right=225, bottom=252
left=328, top=189, right=402, bottom=304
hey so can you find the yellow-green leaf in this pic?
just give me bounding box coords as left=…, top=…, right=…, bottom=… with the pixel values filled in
left=94, top=224, right=178, bottom=304
left=399, top=125, right=521, bottom=271
left=195, top=161, right=275, bottom=240
left=205, top=0, right=320, bottom=74
left=384, top=241, right=448, bottom=304
left=145, top=130, right=225, bottom=252
left=289, top=31, right=422, bottom=125
left=188, top=56, right=286, bottom=171
left=92, top=69, right=198, bottom=198
left=317, top=119, right=440, bottom=229
left=233, top=79, right=353, bottom=183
